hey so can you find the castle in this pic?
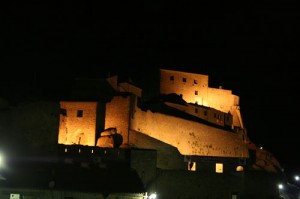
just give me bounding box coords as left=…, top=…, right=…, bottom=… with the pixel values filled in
left=0, top=68, right=285, bottom=199
left=58, top=68, right=281, bottom=173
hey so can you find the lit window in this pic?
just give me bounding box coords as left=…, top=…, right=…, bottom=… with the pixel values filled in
left=236, top=165, right=244, bottom=171
left=77, top=110, right=83, bottom=117
left=188, top=161, right=196, bottom=171
left=216, top=163, right=223, bottom=173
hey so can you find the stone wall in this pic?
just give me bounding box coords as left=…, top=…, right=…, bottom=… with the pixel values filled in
left=160, top=69, right=209, bottom=106
left=105, top=95, right=131, bottom=144
left=159, top=68, right=244, bottom=128
left=129, top=130, right=186, bottom=170
left=58, top=101, right=97, bottom=146
left=130, top=108, right=249, bottom=158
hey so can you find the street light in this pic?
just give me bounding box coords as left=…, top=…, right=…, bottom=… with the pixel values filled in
left=0, top=152, right=4, bottom=168
left=0, top=151, right=7, bottom=180
left=278, top=183, right=284, bottom=190
left=148, top=193, right=157, bottom=199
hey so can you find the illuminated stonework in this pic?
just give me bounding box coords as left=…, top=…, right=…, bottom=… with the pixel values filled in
left=56, top=69, right=281, bottom=172
left=104, top=95, right=132, bottom=144
left=160, top=69, right=210, bottom=106
left=130, top=107, right=249, bottom=158
left=58, top=101, right=97, bottom=146
left=160, top=69, right=243, bottom=128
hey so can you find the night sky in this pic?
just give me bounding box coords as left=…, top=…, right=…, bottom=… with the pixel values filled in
left=3, top=2, right=300, bottom=176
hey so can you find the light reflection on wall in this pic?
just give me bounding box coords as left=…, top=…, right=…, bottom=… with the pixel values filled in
left=159, top=69, right=243, bottom=128
left=58, top=101, right=97, bottom=146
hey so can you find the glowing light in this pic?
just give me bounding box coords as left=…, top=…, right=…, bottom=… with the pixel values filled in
left=0, top=152, right=7, bottom=173
left=148, top=193, right=157, bottom=199
left=236, top=165, right=244, bottom=172
left=278, top=183, right=284, bottom=190
left=0, top=153, right=3, bottom=168
left=216, top=163, right=223, bottom=173
left=294, top=175, right=299, bottom=181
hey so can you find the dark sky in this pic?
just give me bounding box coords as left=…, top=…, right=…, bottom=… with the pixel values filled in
left=3, top=2, right=300, bottom=175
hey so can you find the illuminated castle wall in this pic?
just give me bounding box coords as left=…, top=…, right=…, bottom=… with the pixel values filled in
left=58, top=101, right=97, bottom=146
left=164, top=102, right=233, bottom=128
left=160, top=69, right=243, bottom=128
left=57, top=69, right=248, bottom=158
left=56, top=68, right=283, bottom=172
left=130, top=107, right=248, bottom=158
left=159, top=69, right=209, bottom=106
left=104, top=95, right=132, bottom=144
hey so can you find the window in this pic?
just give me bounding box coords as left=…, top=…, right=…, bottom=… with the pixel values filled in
left=60, top=108, right=67, bottom=116
left=195, top=108, right=198, bottom=113
left=215, top=163, right=223, bottom=173
left=188, top=161, right=196, bottom=171
left=182, top=77, right=186, bottom=82
left=195, top=90, right=198, bottom=95
left=170, top=76, right=174, bottom=81
left=77, top=110, right=83, bottom=117
left=204, top=110, right=207, bottom=116
left=194, top=80, right=198, bottom=84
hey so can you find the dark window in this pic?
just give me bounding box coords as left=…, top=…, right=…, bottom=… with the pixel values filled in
left=204, top=110, right=207, bottom=116
left=170, top=76, right=174, bottom=81
left=194, top=80, right=198, bottom=84
left=195, top=108, right=198, bottom=113
left=77, top=110, right=83, bottom=117
left=195, top=91, right=198, bottom=95
left=60, top=108, right=67, bottom=116
left=182, top=78, right=186, bottom=82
